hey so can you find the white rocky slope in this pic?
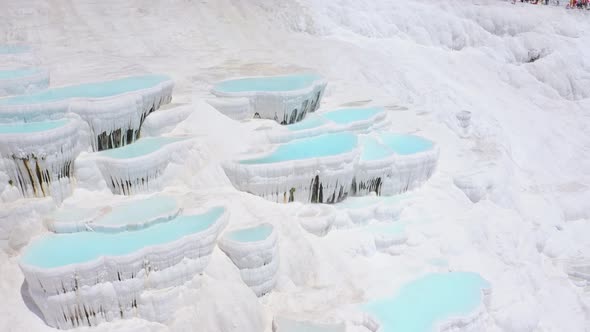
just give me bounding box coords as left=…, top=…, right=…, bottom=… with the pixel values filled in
left=0, top=1, right=589, bottom=331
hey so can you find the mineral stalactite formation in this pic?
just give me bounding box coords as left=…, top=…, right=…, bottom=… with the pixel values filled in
left=0, top=119, right=83, bottom=202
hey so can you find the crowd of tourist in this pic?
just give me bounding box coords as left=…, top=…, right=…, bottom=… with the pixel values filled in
left=512, top=0, right=590, bottom=8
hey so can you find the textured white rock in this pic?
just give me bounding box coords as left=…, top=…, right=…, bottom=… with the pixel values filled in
left=140, top=104, right=195, bottom=137
left=0, top=68, right=49, bottom=97
left=218, top=223, right=279, bottom=296
left=19, top=207, right=228, bottom=329
left=0, top=118, right=84, bottom=202
left=91, top=137, right=195, bottom=195
left=210, top=74, right=327, bottom=124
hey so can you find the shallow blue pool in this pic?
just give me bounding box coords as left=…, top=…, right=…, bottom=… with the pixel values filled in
left=0, top=74, right=170, bottom=105
left=98, top=137, right=186, bottom=159
left=227, top=224, right=273, bottom=243
left=21, top=207, right=225, bottom=269
left=213, top=73, right=322, bottom=93
left=321, top=107, right=384, bottom=125
left=379, top=133, right=433, bottom=156
left=286, top=115, right=328, bottom=131
left=0, top=119, right=68, bottom=134
left=0, top=45, right=30, bottom=54
left=0, top=68, right=43, bottom=79
left=94, top=196, right=178, bottom=227
left=240, top=132, right=357, bottom=164
left=363, top=272, right=489, bottom=332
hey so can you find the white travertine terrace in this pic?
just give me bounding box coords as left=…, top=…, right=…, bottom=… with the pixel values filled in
left=352, top=133, right=439, bottom=196
left=0, top=75, right=174, bottom=151
left=268, top=106, right=388, bottom=143
left=48, top=195, right=181, bottom=233
left=19, top=206, right=228, bottom=329
left=92, top=136, right=194, bottom=195
left=223, top=132, right=359, bottom=204
left=0, top=118, right=83, bottom=202
left=218, top=223, right=279, bottom=297
left=210, top=74, right=327, bottom=124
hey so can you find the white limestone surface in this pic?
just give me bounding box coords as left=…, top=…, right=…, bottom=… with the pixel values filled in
left=210, top=73, right=327, bottom=124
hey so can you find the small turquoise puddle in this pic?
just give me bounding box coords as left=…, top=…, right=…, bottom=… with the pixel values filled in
left=0, top=68, right=43, bottom=79
left=213, top=73, right=322, bottom=93
left=97, top=137, right=187, bottom=159
left=226, top=224, right=273, bottom=243
left=93, top=196, right=178, bottom=227
left=21, top=207, right=225, bottom=269
left=286, top=115, right=328, bottom=131
left=360, top=133, right=434, bottom=161
left=240, top=132, right=357, bottom=164
left=363, top=272, right=489, bottom=332
left=0, top=45, right=30, bottom=54
left=0, top=119, right=68, bottom=134
left=0, top=74, right=170, bottom=105
left=320, top=107, right=384, bottom=125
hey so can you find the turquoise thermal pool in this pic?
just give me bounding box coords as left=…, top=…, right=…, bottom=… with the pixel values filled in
left=240, top=132, right=357, bottom=164
left=227, top=224, right=273, bottom=243
left=93, top=196, right=178, bottom=227
left=363, top=272, right=489, bottom=332
left=21, top=207, right=225, bottom=269
left=0, top=74, right=170, bottom=105
left=0, top=119, right=68, bottom=134
left=97, top=136, right=187, bottom=159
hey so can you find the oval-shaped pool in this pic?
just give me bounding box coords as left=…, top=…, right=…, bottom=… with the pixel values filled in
left=226, top=223, right=274, bottom=243
left=21, top=207, right=226, bottom=269
left=97, top=136, right=187, bottom=160
left=0, top=119, right=68, bottom=134
left=363, top=272, right=489, bottom=332
left=0, top=74, right=170, bottom=105
left=240, top=132, right=357, bottom=164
